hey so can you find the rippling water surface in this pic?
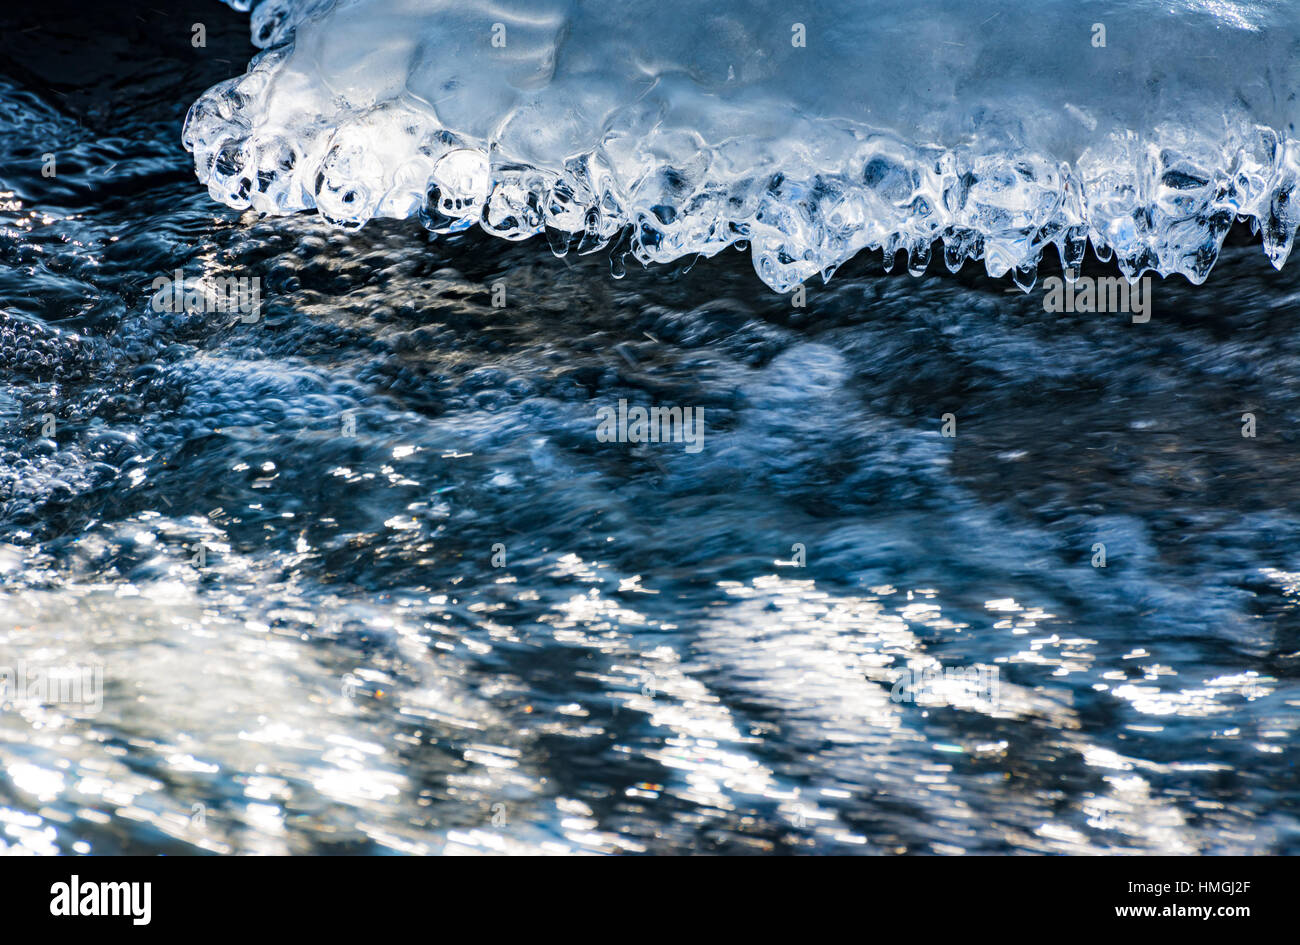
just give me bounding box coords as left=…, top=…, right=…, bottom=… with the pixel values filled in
left=1, top=1, right=1298, bottom=855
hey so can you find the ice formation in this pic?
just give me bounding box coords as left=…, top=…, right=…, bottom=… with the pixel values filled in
left=187, top=0, right=1300, bottom=291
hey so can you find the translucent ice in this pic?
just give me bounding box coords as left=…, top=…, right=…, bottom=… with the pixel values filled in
left=187, top=0, right=1300, bottom=291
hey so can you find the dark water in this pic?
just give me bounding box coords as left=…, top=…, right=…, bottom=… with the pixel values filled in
left=1, top=1, right=1298, bottom=854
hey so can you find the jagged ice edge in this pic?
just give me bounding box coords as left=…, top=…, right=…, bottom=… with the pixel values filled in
left=188, top=1, right=1300, bottom=293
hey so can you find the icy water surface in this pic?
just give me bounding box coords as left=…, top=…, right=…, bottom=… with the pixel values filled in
left=1, top=1, right=1299, bottom=854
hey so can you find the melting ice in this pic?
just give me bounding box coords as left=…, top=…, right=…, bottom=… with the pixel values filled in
left=188, top=0, right=1300, bottom=290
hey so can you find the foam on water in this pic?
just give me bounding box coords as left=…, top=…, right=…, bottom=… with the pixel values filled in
left=188, top=0, right=1300, bottom=290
